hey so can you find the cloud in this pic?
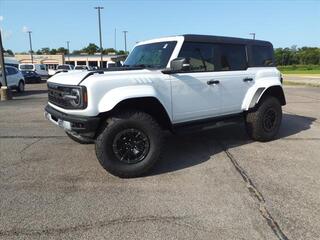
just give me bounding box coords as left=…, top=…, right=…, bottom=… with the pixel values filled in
left=0, top=16, right=3, bottom=22
left=22, top=26, right=29, bottom=33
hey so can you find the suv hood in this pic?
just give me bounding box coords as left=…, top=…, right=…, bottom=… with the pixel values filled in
left=47, top=69, right=152, bottom=86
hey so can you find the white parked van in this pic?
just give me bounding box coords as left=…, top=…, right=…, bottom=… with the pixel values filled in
left=48, top=64, right=74, bottom=76
left=19, top=64, right=49, bottom=79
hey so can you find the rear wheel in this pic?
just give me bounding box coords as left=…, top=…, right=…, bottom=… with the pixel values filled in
left=95, top=111, right=164, bottom=178
left=17, top=80, right=25, bottom=92
left=245, top=96, right=282, bottom=142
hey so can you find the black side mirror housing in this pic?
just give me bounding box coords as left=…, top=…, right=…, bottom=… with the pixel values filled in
left=162, top=57, right=190, bottom=74
left=171, top=57, right=190, bottom=71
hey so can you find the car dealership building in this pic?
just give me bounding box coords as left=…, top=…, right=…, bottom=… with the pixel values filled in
left=14, top=53, right=127, bottom=69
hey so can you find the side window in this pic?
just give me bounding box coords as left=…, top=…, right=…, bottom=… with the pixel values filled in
left=6, top=67, right=15, bottom=75
left=178, top=42, right=215, bottom=72
left=218, top=44, right=247, bottom=71
left=252, top=45, right=274, bottom=66
left=40, top=65, right=46, bottom=70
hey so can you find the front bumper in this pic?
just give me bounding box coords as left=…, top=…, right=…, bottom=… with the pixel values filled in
left=44, top=105, right=101, bottom=138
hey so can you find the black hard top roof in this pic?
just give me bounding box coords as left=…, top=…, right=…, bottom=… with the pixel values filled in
left=182, top=34, right=272, bottom=47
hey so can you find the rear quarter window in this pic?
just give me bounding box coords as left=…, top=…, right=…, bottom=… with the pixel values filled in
left=251, top=45, right=274, bottom=66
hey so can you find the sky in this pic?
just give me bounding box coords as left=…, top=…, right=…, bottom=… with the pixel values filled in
left=0, top=0, right=319, bottom=53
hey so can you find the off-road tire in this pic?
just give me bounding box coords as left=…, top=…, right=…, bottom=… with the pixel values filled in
left=95, top=111, right=164, bottom=178
left=66, top=132, right=94, bottom=144
left=245, top=96, right=282, bottom=142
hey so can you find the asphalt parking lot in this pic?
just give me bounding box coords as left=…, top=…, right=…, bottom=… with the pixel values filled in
left=0, top=82, right=319, bottom=240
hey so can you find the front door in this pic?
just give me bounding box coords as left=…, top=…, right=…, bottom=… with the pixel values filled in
left=171, top=42, right=221, bottom=123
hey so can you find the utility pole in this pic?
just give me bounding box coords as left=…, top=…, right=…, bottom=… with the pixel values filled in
left=123, top=30, right=128, bottom=52
left=249, top=33, right=256, bottom=40
left=114, top=28, right=117, bottom=51
left=27, top=31, right=33, bottom=63
left=94, top=6, right=104, bottom=68
left=66, top=41, right=70, bottom=63
left=0, top=30, right=11, bottom=100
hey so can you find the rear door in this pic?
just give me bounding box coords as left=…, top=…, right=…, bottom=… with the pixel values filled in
left=215, top=44, right=255, bottom=115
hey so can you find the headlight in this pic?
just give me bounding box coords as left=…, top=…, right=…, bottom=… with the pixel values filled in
left=69, top=89, right=81, bottom=107
left=61, top=86, right=87, bottom=109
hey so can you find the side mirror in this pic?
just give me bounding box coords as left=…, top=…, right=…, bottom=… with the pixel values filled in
left=162, top=57, right=190, bottom=74
left=171, top=57, right=190, bottom=71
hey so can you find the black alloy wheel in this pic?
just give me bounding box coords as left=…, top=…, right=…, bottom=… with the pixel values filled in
left=112, top=128, right=150, bottom=164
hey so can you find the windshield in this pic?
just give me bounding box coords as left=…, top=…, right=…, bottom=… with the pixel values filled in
left=20, top=64, right=34, bottom=70
left=124, top=41, right=177, bottom=69
left=57, top=65, right=70, bottom=70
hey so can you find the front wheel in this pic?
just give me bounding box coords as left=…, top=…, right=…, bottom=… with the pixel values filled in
left=95, top=111, right=164, bottom=178
left=245, top=96, right=282, bottom=142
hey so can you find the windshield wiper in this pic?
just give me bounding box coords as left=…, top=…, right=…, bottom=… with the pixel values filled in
left=131, top=64, right=162, bottom=69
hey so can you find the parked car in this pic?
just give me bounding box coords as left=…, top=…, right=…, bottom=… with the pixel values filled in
left=48, top=64, right=75, bottom=76
left=4, top=57, right=19, bottom=68
left=74, top=65, right=90, bottom=70
left=0, top=65, right=25, bottom=92
left=45, top=34, right=286, bottom=178
left=21, top=70, right=42, bottom=83
left=19, top=64, right=48, bottom=79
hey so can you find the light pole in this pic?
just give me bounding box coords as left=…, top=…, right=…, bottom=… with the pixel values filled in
left=123, top=30, right=128, bottom=52
left=66, top=41, right=70, bottom=63
left=249, top=33, right=256, bottom=40
left=114, top=28, right=117, bottom=51
left=94, top=6, right=104, bottom=68
left=27, top=31, right=33, bottom=63
left=0, top=30, right=11, bottom=100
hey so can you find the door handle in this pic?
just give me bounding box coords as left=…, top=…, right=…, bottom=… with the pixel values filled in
left=207, top=80, right=220, bottom=85
left=243, top=77, right=253, bottom=82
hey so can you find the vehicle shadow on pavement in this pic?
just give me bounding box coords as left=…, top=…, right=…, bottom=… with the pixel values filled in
left=12, top=89, right=48, bottom=98
left=150, top=113, right=316, bottom=175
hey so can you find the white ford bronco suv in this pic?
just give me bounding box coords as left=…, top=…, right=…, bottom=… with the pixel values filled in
left=45, top=34, right=286, bottom=178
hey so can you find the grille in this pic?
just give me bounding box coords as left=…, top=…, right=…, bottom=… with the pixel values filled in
left=47, top=83, right=74, bottom=109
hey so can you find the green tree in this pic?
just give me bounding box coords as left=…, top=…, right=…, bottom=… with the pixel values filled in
left=72, top=50, right=82, bottom=55
left=4, top=49, right=14, bottom=55
left=57, top=47, right=68, bottom=54
left=116, top=50, right=128, bottom=55
left=102, top=48, right=117, bottom=55
left=41, top=47, right=50, bottom=54
left=82, top=43, right=99, bottom=54
left=274, top=46, right=320, bottom=66
left=49, top=48, right=57, bottom=55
